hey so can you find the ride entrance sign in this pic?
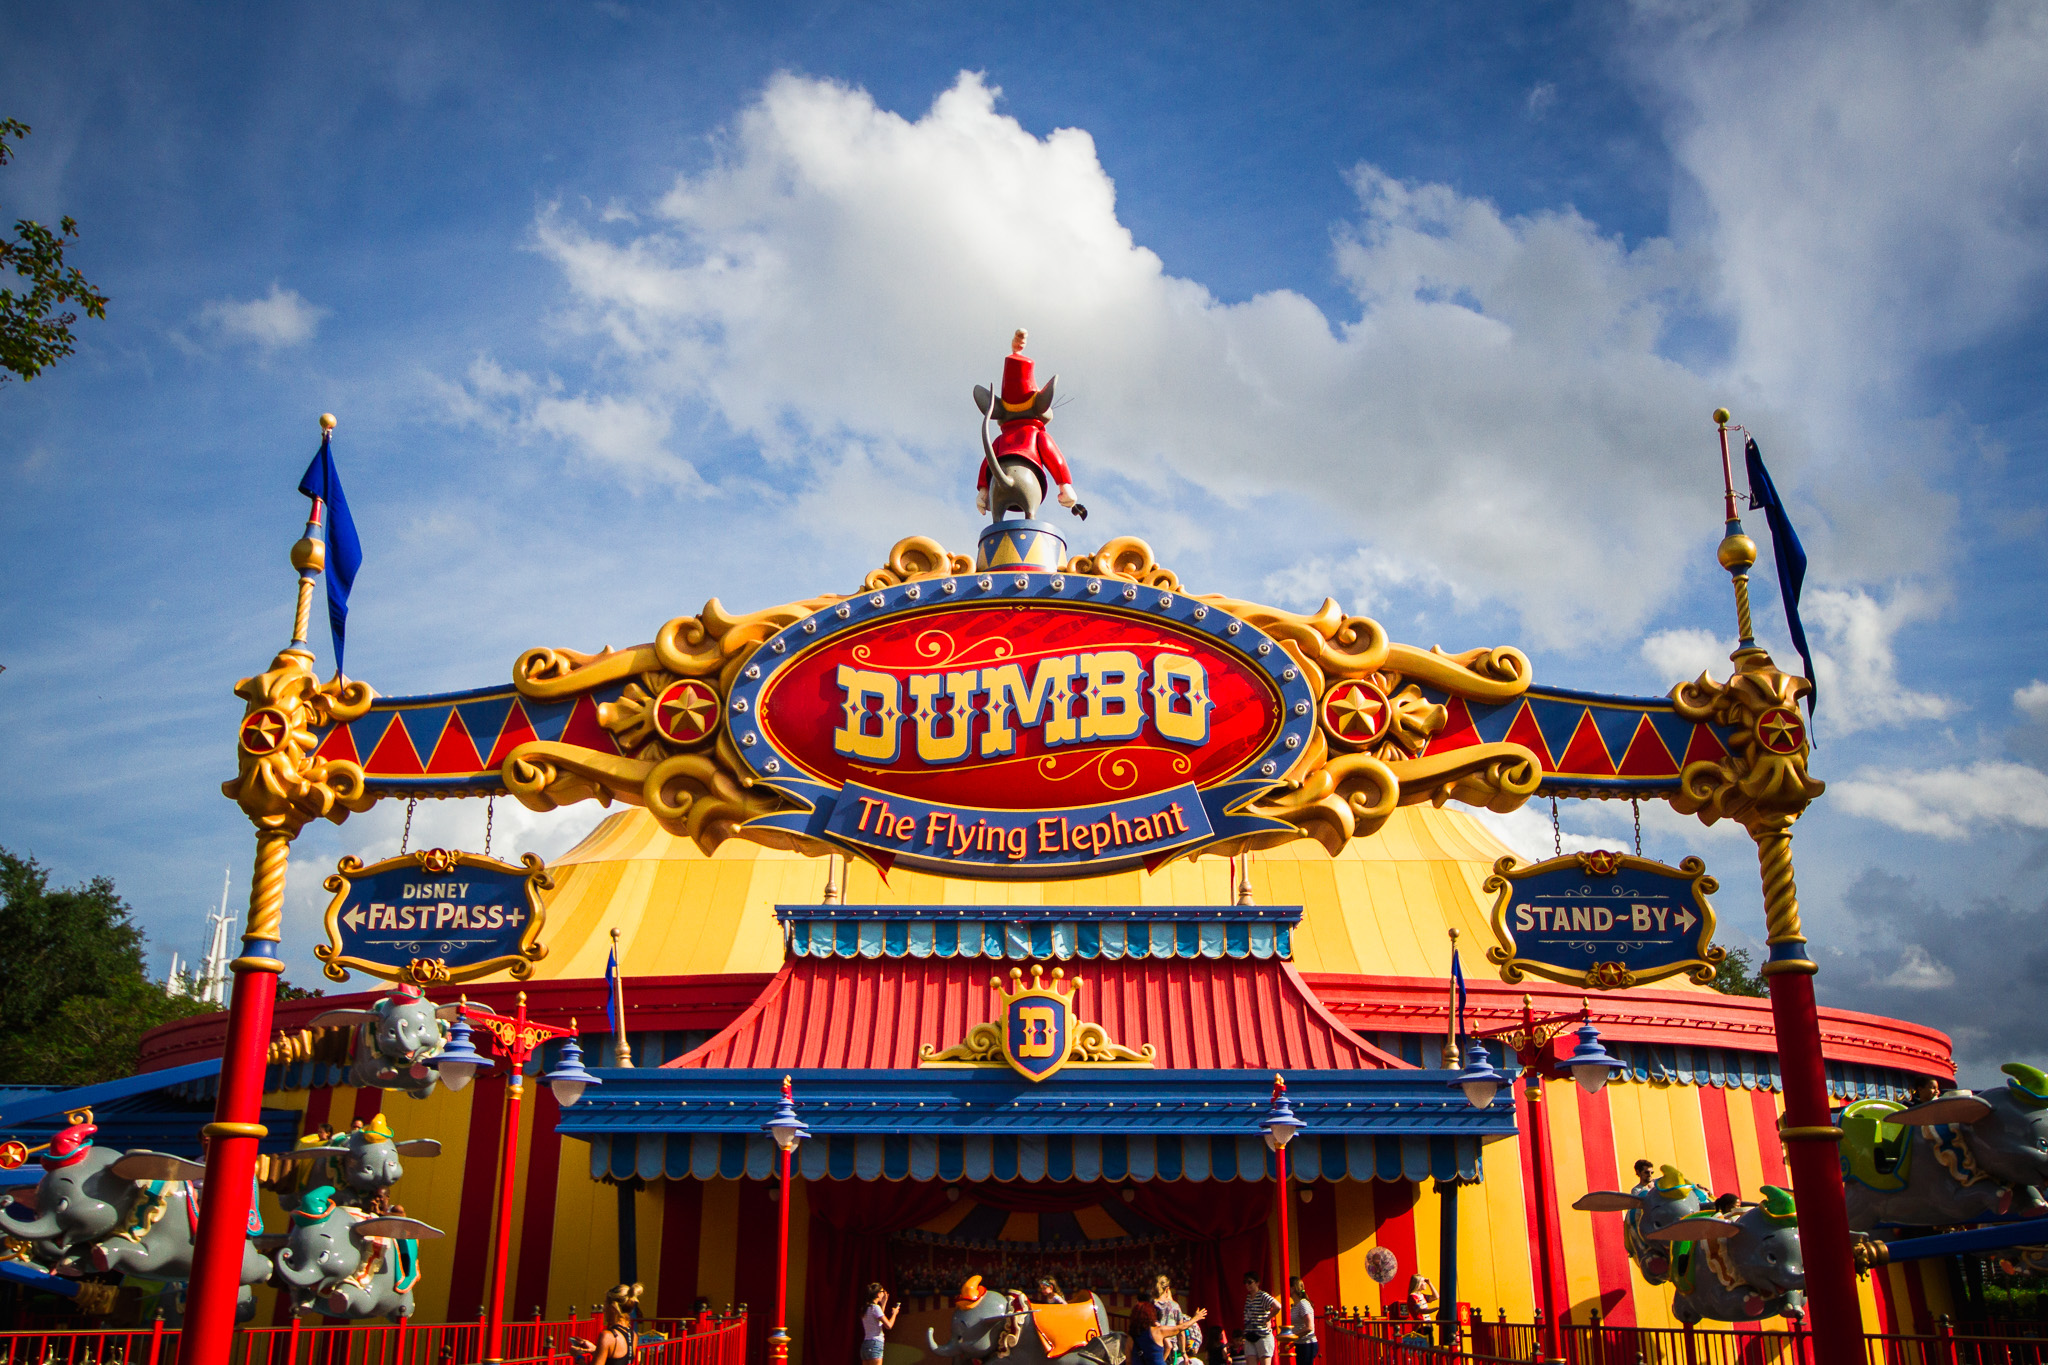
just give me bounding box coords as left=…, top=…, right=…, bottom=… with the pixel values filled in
left=316, top=847, right=551, bottom=986
left=1484, top=850, right=1724, bottom=990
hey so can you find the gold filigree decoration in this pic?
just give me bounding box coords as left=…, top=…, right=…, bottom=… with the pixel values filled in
left=1584, top=962, right=1636, bottom=990
left=598, top=671, right=682, bottom=759
left=918, top=965, right=1155, bottom=1077
left=1071, top=1021, right=1155, bottom=1066
left=919, top=1023, right=1005, bottom=1065
left=862, top=535, right=975, bottom=589
left=221, top=648, right=376, bottom=836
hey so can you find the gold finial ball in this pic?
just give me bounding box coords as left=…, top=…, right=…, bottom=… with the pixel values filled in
left=1718, top=533, right=1758, bottom=572
left=319, top=413, right=337, bottom=431
left=1712, top=407, right=1731, bottom=426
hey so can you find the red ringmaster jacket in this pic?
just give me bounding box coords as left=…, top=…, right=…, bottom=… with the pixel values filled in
left=978, top=418, right=1074, bottom=495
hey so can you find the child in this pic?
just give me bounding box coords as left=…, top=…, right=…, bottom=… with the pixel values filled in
left=861, top=1283, right=900, bottom=1363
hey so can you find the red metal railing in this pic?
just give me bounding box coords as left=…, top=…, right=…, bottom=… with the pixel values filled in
left=1324, top=1308, right=2048, bottom=1365
left=0, top=1310, right=747, bottom=1365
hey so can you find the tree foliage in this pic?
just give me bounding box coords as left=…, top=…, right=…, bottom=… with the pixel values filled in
left=0, top=849, right=218, bottom=1085
left=1, top=119, right=109, bottom=385
left=1710, top=946, right=1768, bottom=998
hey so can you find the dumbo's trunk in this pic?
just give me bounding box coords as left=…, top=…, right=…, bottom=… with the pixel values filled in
left=275, top=1252, right=325, bottom=1289
left=928, top=1328, right=965, bottom=1356
left=0, top=1207, right=62, bottom=1241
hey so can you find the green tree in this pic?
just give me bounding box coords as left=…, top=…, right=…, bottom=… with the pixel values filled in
left=1710, top=945, right=1768, bottom=998
left=1, top=119, right=110, bottom=384
left=0, top=848, right=218, bottom=1085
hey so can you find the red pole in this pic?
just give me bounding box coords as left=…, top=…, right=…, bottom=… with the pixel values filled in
left=770, top=1144, right=792, bottom=1365
left=181, top=901, right=286, bottom=1365
left=1520, top=1000, right=1564, bottom=1365
left=1766, top=967, right=1863, bottom=1365
left=1276, top=1138, right=1295, bottom=1365
left=484, top=993, right=530, bottom=1364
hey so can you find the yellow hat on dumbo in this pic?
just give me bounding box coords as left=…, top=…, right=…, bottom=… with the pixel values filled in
left=956, top=1275, right=984, bottom=1308
left=1652, top=1165, right=1693, bottom=1199
left=362, top=1113, right=396, bottom=1143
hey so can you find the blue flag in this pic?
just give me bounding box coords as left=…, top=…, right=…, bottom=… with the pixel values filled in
left=1743, top=437, right=1816, bottom=715
left=297, top=434, right=363, bottom=676
left=605, top=941, right=620, bottom=1031
left=1450, top=947, right=1467, bottom=1037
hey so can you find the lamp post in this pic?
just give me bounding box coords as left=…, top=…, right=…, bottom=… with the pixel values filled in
left=435, top=993, right=600, bottom=1365
left=1262, top=1074, right=1305, bottom=1365
left=762, top=1076, right=810, bottom=1365
left=1449, top=996, right=1622, bottom=1365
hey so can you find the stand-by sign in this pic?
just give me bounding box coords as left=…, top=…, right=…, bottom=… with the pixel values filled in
left=1484, top=850, right=1724, bottom=990
left=316, top=848, right=550, bottom=986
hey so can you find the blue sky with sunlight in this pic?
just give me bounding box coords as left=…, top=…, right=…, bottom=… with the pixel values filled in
left=3, top=1, right=2046, bottom=1077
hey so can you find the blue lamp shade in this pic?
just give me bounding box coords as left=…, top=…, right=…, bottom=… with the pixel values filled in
left=1449, top=1040, right=1506, bottom=1110
left=543, top=1036, right=601, bottom=1109
left=431, top=1013, right=493, bottom=1093
left=763, top=1076, right=810, bottom=1154
left=1261, top=1074, right=1307, bottom=1152
left=1565, top=1023, right=1626, bottom=1096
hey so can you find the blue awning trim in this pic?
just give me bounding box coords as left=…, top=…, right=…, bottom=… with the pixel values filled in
left=588, top=1130, right=1482, bottom=1185
left=780, top=912, right=1298, bottom=960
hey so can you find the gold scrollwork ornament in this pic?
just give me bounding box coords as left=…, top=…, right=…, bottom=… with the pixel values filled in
left=222, top=647, right=375, bottom=836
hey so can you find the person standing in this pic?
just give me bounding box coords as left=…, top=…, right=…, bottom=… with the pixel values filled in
left=1131, top=1301, right=1208, bottom=1365
left=861, top=1283, right=899, bottom=1364
left=1241, top=1273, right=1279, bottom=1363
left=1287, top=1279, right=1316, bottom=1365
left=1152, top=1274, right=1202, bottom=1363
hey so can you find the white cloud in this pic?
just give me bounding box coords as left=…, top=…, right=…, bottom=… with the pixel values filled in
left=484, top=71, right=1736, bottom=649
left=2015, top=680, right=2048, bottom=724
left=439, top=356, right=706, bottom=491
left=197, top=282, right=328, bottom=349
left=1831, top=760, right=2048, bottom=839
left=1640, top=627, right=1730, bottom=685
left=1878, top=943, right=1955, bottom=990
left=1804, top=586, right=1953, bottom=734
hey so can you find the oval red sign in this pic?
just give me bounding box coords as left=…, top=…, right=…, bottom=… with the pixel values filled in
left=758, top=603, right=1283, bottom=811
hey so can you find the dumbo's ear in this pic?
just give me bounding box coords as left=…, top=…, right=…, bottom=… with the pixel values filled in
left=353, top=1217, right=444, bottom=1240
left=393, top=1140, right=442, bottom=1158
left=1890, top=1095, right=1992, bottom=1127
left=973, top=384, right=994, bottom=415
left=309, top=1010, right=375, bottom=1028
left=111, top=1152, right=208, bottom=1183
left=1646, top=1218, right=1742, bottom=1242
left=1572, top=1192, right=1646, bottom=1213
left=433, top=1005, right=465, bottom=1021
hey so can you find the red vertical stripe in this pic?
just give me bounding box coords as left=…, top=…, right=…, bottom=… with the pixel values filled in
left=351, top=1084, right=385, bottom=1127
left=1515, top=1087, right=1570, bottom=1327
left=446, top=1075, right=507, bottom=1323
left=1297, top=1181, right=1340, bottom=1312
left=1871, top=1266, right=1897, bottom=1335
left=513, top=1086, right=564, bottom=1319
left=1747, top=1089, right=1789, bottom=1185
left=1573, top=1086, right=1635, bottom=1326
left=1902, top=1258, right=1933, bottom=1336
left=734, top=1180, right=778, bottom=1364
left=1373, top=1180, right=1418, bottom=1313
left=1698, top=1084, right=1743, bottom=1201
left=657, top=1180, right=705, bottom=1318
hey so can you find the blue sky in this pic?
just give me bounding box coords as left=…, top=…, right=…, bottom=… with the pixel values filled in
left=3, top=1, right=2045, bottom=1078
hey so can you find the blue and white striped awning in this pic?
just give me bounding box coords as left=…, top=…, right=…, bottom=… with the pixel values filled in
left=589, top=1131, right=1481, bottom=1185
left=778, top=906, right=1299, bottom=961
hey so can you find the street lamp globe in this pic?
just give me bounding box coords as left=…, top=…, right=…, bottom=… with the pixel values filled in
left=1564, top=1022, right=1626, bottom=1096
left=1261, top=1074, right=1306, bottom=1153
left=1448, top=1040, right=1505, bottom=1110
left=763, top=1076, right=811, bottom=1154
left=543, top=1034, right=601, bottom=1108
left=432, top=1011, right=491, bottom=1093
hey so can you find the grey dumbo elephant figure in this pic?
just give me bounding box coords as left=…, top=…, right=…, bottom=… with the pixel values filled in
left=1840, top=1064, right=2048, bottom=1232
left=1573, top=1164, right=1711, bottom=1285
left=274, top=1114, right=441, bottom=1208
left=271, top=1184, right=440, bottom=1320
left=311, top=986, right=453, bottom=1100
left=928, top=1279, right=1125, bottom=1365
left=1645, top=1186, right=1805, bottom=1325
left=0, top=1124, right=271, bottom=1301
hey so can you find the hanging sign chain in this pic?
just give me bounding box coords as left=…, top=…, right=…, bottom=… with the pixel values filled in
left=1550, top=797, right=1561, bottom=858
left=1632, top=798, right=1642, bottom=857
left=400, top=797, right=416, bottom=855
left=484, top=796, right=495, bottom=859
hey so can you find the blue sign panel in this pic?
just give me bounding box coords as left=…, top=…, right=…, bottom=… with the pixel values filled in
left=316, top=848, right=550, bottom=987
left=1484, top=851, right=1724, bottom=990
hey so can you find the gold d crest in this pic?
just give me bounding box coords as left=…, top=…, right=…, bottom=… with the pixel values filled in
left=919, top=965, right=1155, bottom=1083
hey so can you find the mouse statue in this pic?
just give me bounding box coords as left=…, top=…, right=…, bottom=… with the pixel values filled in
left=974, top=330, right=1086, bottom=523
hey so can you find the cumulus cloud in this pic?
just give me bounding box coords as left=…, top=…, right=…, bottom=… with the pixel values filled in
left=1878, top=944, right=1956, bottom=991
left=439, top=356, right=706, bottom=491
left=475, top=71, right=1738, bottom=648
left=1831, top=760, right=2048, bottom=839
left=1640, top=627, right=1730, bottom=685
left=2015, top=680, right=2048, bottom=724
left=1804, top=585, right=1954, bottom=734
left=197, top=282, right=328, bottom=349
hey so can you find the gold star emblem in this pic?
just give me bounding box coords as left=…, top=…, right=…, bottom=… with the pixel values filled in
left=1323, top=681, right=1391, bottom=748
left=654, top=680, right=720, bottom=744
left=240, top=707, right=290, bottom=756
left=1757, top=708, right=1804, bottom=754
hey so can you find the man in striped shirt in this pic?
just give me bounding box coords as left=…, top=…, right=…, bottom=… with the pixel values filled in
left=1241, top=1273, right=1280, bottom=1361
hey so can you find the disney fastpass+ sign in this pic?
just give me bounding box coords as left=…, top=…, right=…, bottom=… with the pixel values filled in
left=728, top=573, right=1318, bottom=877
left=316, top=848, right=551, bottom=986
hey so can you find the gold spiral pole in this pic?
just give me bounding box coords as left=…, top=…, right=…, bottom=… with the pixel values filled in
left=1753, top=814, right=1812, bottom=968
left=236, top=828, right=295, bottom=955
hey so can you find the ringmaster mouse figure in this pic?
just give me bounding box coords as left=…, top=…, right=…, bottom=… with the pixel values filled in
left=975, top=329, right=1086, bottom=521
